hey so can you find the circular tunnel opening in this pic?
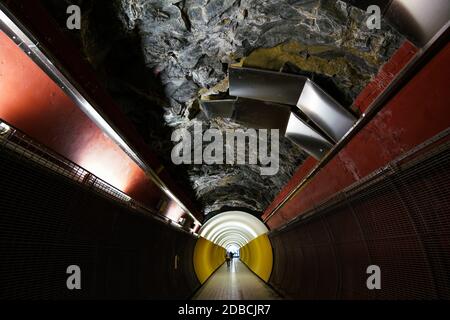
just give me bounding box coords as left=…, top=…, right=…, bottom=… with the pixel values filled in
left=193, top=211, right=274, bottom=283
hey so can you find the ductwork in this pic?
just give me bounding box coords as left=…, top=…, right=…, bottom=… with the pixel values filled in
left=201, top=96, right=334, bottom=160
left=343, top=0, right=450, bottom=47
left=228, top=67, right=356, bottom=143
left=203, top=66, right=357, bottom=160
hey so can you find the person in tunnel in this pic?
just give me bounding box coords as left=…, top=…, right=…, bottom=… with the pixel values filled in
left=225, top=251, right=231, bottom=268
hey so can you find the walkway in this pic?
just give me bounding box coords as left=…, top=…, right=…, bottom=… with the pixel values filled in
left=192, top=259, right=281, bottom=300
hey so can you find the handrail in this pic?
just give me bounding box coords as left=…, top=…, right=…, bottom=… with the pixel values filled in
left=0, top=3, right=201, bottom=226
left=0, top=119, right=195, bottom=235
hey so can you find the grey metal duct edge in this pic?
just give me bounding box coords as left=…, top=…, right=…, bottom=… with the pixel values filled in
left=200, top=99, right=236, bottom=119
left=201, top=98, right=292, bottom=131
left=297, top=79, right=356, bottom=143
left=285, top=113, right=334, bottom=159
left=342, top=0, right=450, bottom=48
left=228, top=66, right=357, bottom=143
left=200, top=98, right=333, bottom=160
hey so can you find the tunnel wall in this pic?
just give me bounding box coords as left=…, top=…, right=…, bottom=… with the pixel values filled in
left=265, top=37, right=450, bottom=300
left=193, top=238, right=226, bottom=284
left=0, top=30, right=165, bottom=212
left=268, top=134, right=450, bottom=299
left=0, top=146, right=200, bottom=299
left=1, top=1, right=202, bottom=220
left=263, top=41, right=450, bottom=229
left=240, top=234, right=273, bottom=282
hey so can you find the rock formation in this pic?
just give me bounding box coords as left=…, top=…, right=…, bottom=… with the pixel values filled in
left=42, top=0, right=404, bottom=215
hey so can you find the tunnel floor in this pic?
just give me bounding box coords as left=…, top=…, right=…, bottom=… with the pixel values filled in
left=192, top=260, right=281, bottom=300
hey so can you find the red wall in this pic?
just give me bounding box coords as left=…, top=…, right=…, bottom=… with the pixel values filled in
left=0, top=31, right=165, bottom=210
left=1, top=0, right=202, bottom=220
left=264, top=41, right=450, bottom=229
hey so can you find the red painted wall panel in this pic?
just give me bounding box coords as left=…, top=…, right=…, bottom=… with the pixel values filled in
left=354, top=41, right=418, bottom=113
left=0, top=31, right=163, bottom=209
left=265, top=41, right=450, bottom=229
left=1, top=0, right=201, bottom=219
left=269, top=136, right=450, bottom=299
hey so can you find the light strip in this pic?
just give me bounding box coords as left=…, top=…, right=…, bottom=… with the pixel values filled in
left=199, top=211, right=269, bottom=249
left=209, top=227, right=252, bottom=244
left=217, top=234, right=249, bottom=248
left=207, top=223, right=256, bottom=243
left=0, top=4, right=201, bottom=226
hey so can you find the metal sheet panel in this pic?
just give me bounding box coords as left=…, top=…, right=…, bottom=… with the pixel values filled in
left=229, top=67, right=356, bottom=142
left=285, top=113, right=334, bottom=160
left=386, top=0, right=450, bottom=47
left=200, top=99, right=235, bottom=119
left=296, top=80, right=356, bottom=143
left=201, top=98, right=292, bottom=133
left=229, top=67, right=306, bottom=105
left=233, top=98, right=291, bottom=133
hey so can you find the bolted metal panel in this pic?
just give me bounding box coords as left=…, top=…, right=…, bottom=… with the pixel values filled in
left=285, top=113, right=334, bottom=160
left=296, top=80, right=356, bottom=143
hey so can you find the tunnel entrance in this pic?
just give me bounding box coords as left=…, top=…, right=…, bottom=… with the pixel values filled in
left=192, top=211, right=278, bottom=299
left=199, top=211, right=269, bottom=250
left=193, top=211, right=274, bottom=288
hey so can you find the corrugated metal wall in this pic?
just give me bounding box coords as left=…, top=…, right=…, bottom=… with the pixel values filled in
left=269, top=133, right=450, bottom=299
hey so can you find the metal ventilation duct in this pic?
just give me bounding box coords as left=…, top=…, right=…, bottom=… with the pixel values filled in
left=385, top=0, right=450, bottom=47
left=229, top=67, right=306, bottom=105
left=343, top=0, right=450, bottom=47
left=200, top=99, right=235, bottom=119
left=229, top=66, right=356, bottom=142
left=285, top=113, right=334, bottom=159
left=297, top=79, right=356, bottom=142
left=201, top=97, right=333, bottom=160
left=233, top=98, right=292, bottom=133
left=201, top=98, right=292, bottom=133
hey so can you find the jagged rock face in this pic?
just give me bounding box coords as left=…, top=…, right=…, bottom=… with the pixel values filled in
left=42, top=0, right=403, bottom=216
left=116, top=0, right=401, bottom=109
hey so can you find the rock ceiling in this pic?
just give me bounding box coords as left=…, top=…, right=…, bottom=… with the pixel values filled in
left=43, top=0, right=403, bottom=216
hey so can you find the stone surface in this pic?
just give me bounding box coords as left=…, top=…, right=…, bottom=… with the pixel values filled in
left=42, top=0, right=404, bottom=216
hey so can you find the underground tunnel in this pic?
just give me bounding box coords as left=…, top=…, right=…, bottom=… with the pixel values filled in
left=0, top=0, right=450, bottom=306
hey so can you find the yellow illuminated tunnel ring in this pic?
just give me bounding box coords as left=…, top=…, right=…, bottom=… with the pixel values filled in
left=193, top=211, right=273, bottom=284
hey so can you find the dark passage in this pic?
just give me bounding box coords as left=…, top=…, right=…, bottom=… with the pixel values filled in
left=0, top=0, right=449, bottom=302
left=0, top=139, right=200, bottom=299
